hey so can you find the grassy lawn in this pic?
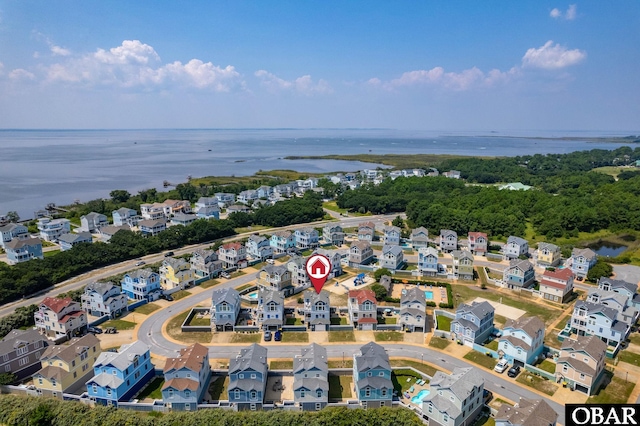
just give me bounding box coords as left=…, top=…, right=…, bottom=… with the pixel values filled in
left=591, top=166, right=628, bottom=179
left=328, top=359, right=354, bottom=368
left=463, top=351, right=497, bottom=370
left=230, top=271, right=246, bottom=278
left=285, top=317, right=303, bottom=325
left=485, top=340, right=499, bottom=351
left=230, top=333, right=261, bottom=344
left=629, top=333, right=640, bottom=346
left=208, top=376, right=229, bottom=400
left=330, top=317, right=348, bottom=325
left=328, top=330, right=355, bottom=342
left=589, top=372, right=635, bottom=404
left=328, top=374, right=353, bottom=400
left=167, top=310, right=212, bottom=344
left=377, top=317, right=397, bottom=324
left=553, top=314, right=572, bottom=330
left=392, top=368, right=424, bottom=393
left=134, top=303, right=161, bottom=315
left=188, top=316, right=211, bottom=326
left=236, top=283, right=253, bottom=292
left=200, top=279, right=220, bottom=289
left=171, top=290, right=191, bottom=301
left=493, top=314, right=508, bottom=327
left=270, top=360, right=294, bottom=369
left=136, top=377, right=164, bottom=400
left=537, top=359, right=557, bottom=374
left=390, top=359, right=440, bottom=377
left=234, top=225, right=270, bottom=234
left=281, top=332, right=309, bottom=343
left=374, top=331, right=404, bottom=342
left=617, top=349, right=640, bottom=366
left=428, top=336, right=451, bottom=350
left=516, top=372, right=558, bottom=396
left=101, top=319, right=136, bottom=330
left=323, top=201, right=348, bottom=214
left=43, top=249, right=60, bottom=258
left=436, top=315, right=452, bottom=331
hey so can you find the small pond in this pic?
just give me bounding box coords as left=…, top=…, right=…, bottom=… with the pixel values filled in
left=587, top=241, right=627, bottom=257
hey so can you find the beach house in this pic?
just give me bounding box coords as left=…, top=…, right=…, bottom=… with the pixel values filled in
left=568, top=248, right=598, bottom=280
left=112, top=208, right=140, bottom=227
left=303, top=290, right=331, bottom=331
left=81, top=281, right=128, bottom=319
left=218, top=242, right=247, bottom=269
left=137, top=219, right=167, bottom=236
left=162, top=343, right=211, bottom=411
left=439, top=230, right=458, bottom=253
left=314, top=248, right=343, bottom=278
left=399, top=287, right=427, bottom=332
left=293, top=343, right=329, bottom=411
left=79, top=212, right=108, bottom=233
left=246, top=235, right=273, bottom=260
left=37, top=218, right=71, bottom=242
left=228, top=344, right=268, bottom=411
left=194, top=197, right=220, bottom=219
left=467, top=232, right=488, bottom=256
left=451, top=250, right=474, bottom=280
left=352, top=342, right=393, bottom=408
left=357, top=222, right=376, bottom=242
left=450, top=301, right=495, bottom=346
left=322, top=224, right=344, bottom=246
left=160, top=258, right=195, bottom=292
left=210, top=288, right=241, bottom=331
left=270, top=230, right=295, bottom=254
left=255, top=288, right=285, bottom=331
left=499, top=316, right=545, bottom=366
left=536, top=242, right=561, bottom=267
left=121, top=269, right=162, bottom=301
left=410, top=227, right=429, bottom=249
left=503, top=236, right=529, bottom=260
left=0, top=223, right=28, bottom=249
left=555, top=335, right=607, bottom=395
left=0, top=329, right=50, bottom=381
left=540, top=269, right=574, bottom=303
left=383, top=225, right=401, bottom=246
left=257, top=264, right=292, bottom=292
left=34, top=297, right=87, bottom=340
left=418, top=246, right=439, bottom=276
left=348, top=289, right=377, bottom=330
left=496, top=398, right=558, bottom=426
left=349, top=241, right=374, bottom=267
left=5, top=237, right=43, bottom=264
left=502, top=259, right=535, bottom=289
left=190, top=248, right=223, bottom=279
left=58, top=232, right=92, bottom=251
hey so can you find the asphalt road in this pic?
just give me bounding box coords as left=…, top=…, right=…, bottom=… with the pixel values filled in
left=0, top=214, right=399, bottom=318
left=136, top=272, right=565, bottom=425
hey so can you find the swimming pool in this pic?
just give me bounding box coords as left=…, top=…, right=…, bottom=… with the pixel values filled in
left=248, top=292, right=258, bottom=299
left=411, top=389, right=430, bottom=404
left=425, top=291, right=433, bottom=300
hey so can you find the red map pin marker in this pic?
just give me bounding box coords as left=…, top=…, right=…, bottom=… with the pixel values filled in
left=306, top=254, right=332, bottom=294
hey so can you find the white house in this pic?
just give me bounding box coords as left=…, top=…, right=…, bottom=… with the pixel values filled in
left=499, top=316, right=545, bottom=366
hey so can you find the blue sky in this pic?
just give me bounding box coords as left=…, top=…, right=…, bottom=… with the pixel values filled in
left=0, top=1, right=638, bottom=131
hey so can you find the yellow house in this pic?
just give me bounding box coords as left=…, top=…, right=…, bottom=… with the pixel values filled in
left=536, top=242, right=561, bottom=267
left=33, top=334, right=101, bottom=399
left=160, top=258, right=195, bottom=291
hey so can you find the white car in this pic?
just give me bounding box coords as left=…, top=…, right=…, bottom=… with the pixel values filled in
left=494, top=359, right=509, bottom=373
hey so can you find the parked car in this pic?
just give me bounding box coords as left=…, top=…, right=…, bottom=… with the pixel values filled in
left=164, top=294, right=174, bottom=302
left=494, top=359, right=509, bottom=373
left=274, top=330, right=282, bottom=341
left=135, top=261, right=146, bottom=266
left=104, top=327, right=117, bottom=334
left=507, top=365, right=521, bottom=378
left=87, top=326, right=103, bottom=334
left=266, top=259, right=275, bottom=264
left=264, top=331, right=272, bottom=341
left=220, top=272, right=231, bottom=279
left=164, top=251, right=175, bottom=257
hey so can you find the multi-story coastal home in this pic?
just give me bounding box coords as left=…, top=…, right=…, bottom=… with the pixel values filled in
left=418, top=246, right=439, bottom=276
left=80, top=212, right=108, bottom=233
left=303, top=290, right=331, bottom=331
left=450, top=301, right=495, bottom=346
left=162, top=343, right=211, bottom=411
left=37, top=218, right=71, bottom=242
left=228, top=344, right=268, bottom=411
left=503, top=236, right=529, bottom=260
left=270, top=230, right=295, bottom=254
left=214, top=193, right=235, bottom=208
left=218, top=242, right=247, bottom=269
left=210, top=288, right=240, bottom=332
left=194, top=197, right=220, bottom=219
left=586, top=288, right=639, bottom=325
left=399, top=287, right=427, bottom=332
left=237, top=190, right=259, bottom=204
left=255, top=288, right=285, bottom=331
left=137, top=219, right=167, bottom=236
left=294, top=228, right=319, bottom=250
left=287, top=255, right=311, bottom=293
left=313, top=248, right=343, bottom=278
left=496, top=398, right=558, bottom=426
left=273, top=183, right=295, bottom=198
left=257, top=264, right=292, bottom=292
left=380, top=245, right=404, bottom=270
left=502, top=259, right=536, bottom=289
left=536, top=242, right=561, bottom=267
left=570, top=301, right=629, bottom=346
left=0, top=223, right=28, bottom=249
left=352, top=342, right=393, bottom=408
left=256, top=185, right=273, bottom=199
left=121, top=269, right=162, bottom=301
left=357, top=222, right=376, bottom=242
left=451, top=250, right=474, bottom=280
left=410, top=227, right=429, bottom=249
left=467, top=232, right=488, bottom=256
left=112, top=208, right=140, bottom=227
left=5, top=237, right=43, bottom=264
left=246, top=235, right=273, bottom=260
left=33, top=334, right=100, bottom=398
left=322, top=224, right=344, bottom=246
left=140, top=203, right=166, bottom=220
left=443, top=170, right=461, bottom=179
left=439, top=230, right=458, bottom=253
left=86, top=341, right=155, bottom=406
left=171, top=212, right=198, bottom=226
left=555, top=335, right=607, bottom=395
left=226, top=204, right=251, bottom=214
left=540, top=269, right=574, bottom=303
left=568, top=248, right=598, bottom=280
left=383, top=226, right=401, bottom=246
left=348, top=289, right=377, bottom=330
left=98, top=225, right=130, bottom=242
left=293, top=343, right=329, bottom=411
left=598, top=277, right=640, bottom=308
left=81, top=281, right=128, bottom=319
left=160, top=258, right=195, bottom=292
left=58, top=232, right=92, bottom=251
left=499, top=316, right=545, bottom=366
left=421, top=367, right=485, bottom=426
left=35, top=297, right=87, bottom=340
left=161, top=199, right=192, bottom=215
left=349, top=241, right=374, bottom=267
left=190, top=248, right=223, bottom=279
left=0, top=329, right=50, bottom=381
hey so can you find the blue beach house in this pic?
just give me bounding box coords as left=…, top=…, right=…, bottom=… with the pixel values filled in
left=121, top=269, right=162, bottom=301
left=228, top=344, right=268, bottom=411
left=352, top=342, right=393, bottom=408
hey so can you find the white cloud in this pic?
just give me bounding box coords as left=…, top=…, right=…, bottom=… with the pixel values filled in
left=522, top=40, right=586, bottom=69
left=255, top=70, right=332, bottom=95
left=44, top=40, right=243, bottom=91
left=8, top=68, right=35, bottom=81
left=550, top=4, right=577, bottom=20
left=50, top=45, right=71, bottom=57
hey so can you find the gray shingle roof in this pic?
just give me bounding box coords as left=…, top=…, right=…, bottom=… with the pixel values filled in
left=572, top=248, right=597, bottom=259
left=508, top=259, right=534, bottom=272
left=39, top=334, right=100, bottom=363
left=599, top=277, right=638, bottom=295
left=84, top=281, right=118, bottom=297
left=503, top=316, right=545, bottom=340
left=229, top=343, right=268, bottom=374
left=451, top=250, right=473, bottom=261
left=258, top=288, right=284, bottom=305
left=0, top=329, right=48, bottom=354
left=560, top=335, right=607, bottom=365
left=211, top=287, right=240, bottom=306
left=304, top=289, right=330, bottom=305
left=440, top=229, right=457, bottom=238
left=260, top=264, right=288, bottom=276
left=93, top=341, right=149, bottom=370
left=496, top=398, right=558, bottom=426
left=537, top=242, right=559, bottom=252
left=574, top=300, right=617, bottom=321
left=58, top=232, right=92, bottom=244
left=293, top=343, right=328, bottom=374
left=429, top=367, right=484, bottom=401
left=457, top=301, right=494, bottom=319
left=401, top=287, right=425, bottom=306
left=383, top=245, right=403, bottom=256
left=5, top=237, right=41, bottom=250
left=355, top=342, right=390, bottom=372
left=507, top=236, right=528, bottom=246
left=126, top=268, right=157, bottom=280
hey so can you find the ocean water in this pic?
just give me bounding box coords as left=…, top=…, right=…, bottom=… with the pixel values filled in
left=0, top=128, right=636, bottom=219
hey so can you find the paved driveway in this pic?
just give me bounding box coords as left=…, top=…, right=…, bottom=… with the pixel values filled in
left=613, top=264, right=640, bottom=285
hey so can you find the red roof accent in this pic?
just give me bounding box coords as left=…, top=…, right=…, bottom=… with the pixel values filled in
left=468, top=232, right=487, bottom=241
left=349, top=289, right=376, bottom=304
left=358, top=317, right=378, bottom=324
left=40, top=297, right=74, bottom=314
left=59, top=311, right=84, bottom=323
left=222, top=242, right=242, bottom=250
left=359, top=222, right=375, bottom=229
left=543, top=268, right=574, bottom=281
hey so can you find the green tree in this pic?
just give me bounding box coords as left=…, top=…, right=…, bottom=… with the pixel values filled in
left=28, top=403, right=54, bottom=426
left=370, top=283, right=388, bottom=301
left=587, top=258, right=614, bottom=282
left=6, top=211, right=19, bottom=222
left=392, top=216, right=404, bottom=227
left=109, top=190, right=131, bottom=203
left=374, top=268, right=391, bottom=281
left=0, top=373, right=16, bottom=385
